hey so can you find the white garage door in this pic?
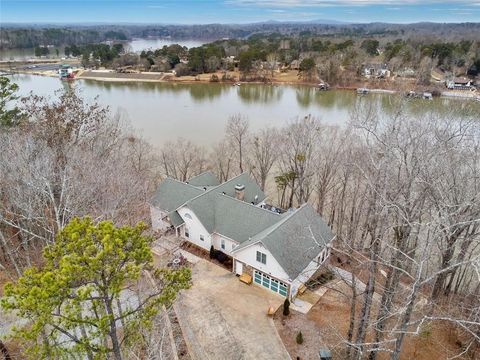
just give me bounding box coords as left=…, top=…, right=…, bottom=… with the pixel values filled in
left=253, top=270, right=288, bottom=297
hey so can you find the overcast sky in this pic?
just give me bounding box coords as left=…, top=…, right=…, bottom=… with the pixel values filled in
left=2, top=0, right=480, bottom=24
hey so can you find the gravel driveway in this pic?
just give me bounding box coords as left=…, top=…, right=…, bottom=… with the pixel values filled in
left=174, top=259, right=290, bottom=360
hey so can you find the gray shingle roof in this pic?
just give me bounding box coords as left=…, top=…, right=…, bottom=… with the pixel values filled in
left=152, top=173, right=335, bottom=280
left=168, top=211, right=185, bottom=227
left=233, top=204, right=334, bottom=280
left=150, top=178, right=203, bottom=212
left=187, top=171, right=220, bottom=187
left=183, top=173, right=267, bottom=233
left=214, top=195, right=281, bottom=243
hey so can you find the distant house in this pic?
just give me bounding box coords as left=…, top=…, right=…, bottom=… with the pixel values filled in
left=290, top=59, right=301, bottom=70
left=446, top=77, right=474, bottom=90
left=279, top=39, right=290, bottom=50
left=363, top=63, right=391, bottom=78
left=395, top=67, right=416, bottom=78
left=150, top=172, right=334, bottom=300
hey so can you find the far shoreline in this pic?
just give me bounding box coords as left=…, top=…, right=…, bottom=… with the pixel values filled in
left=5, top=68, right=480, bottom=102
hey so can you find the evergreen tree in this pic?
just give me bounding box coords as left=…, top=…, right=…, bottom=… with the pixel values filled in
left=283, top=298, right=290, bottom=316
left=296, top=331, right=304, bottom=344
left=1, top=217, right=191, bottom=360
left=0, top=76, right=22, bottom=127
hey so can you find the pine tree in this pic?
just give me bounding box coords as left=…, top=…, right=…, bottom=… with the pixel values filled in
left=296, top=331, right=304, bottom=344
left=283, top=298, right=290, bottom=316
left=1, top=217, right=191, bottom=360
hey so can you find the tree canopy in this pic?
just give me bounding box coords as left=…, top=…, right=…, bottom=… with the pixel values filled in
left=1, top=217, right=191, bottom=360
left=0, top=76, right=22, bottom=127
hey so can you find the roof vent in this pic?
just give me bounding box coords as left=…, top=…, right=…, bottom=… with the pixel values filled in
left=234, top=184, right=245, bottom=201
left=234, top=184, right=245, bottom=191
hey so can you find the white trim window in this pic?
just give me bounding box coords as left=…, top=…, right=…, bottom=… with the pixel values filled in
left=200, top=235, right=204, bottom=241
left=185, top=228, right=190, bottom=238
left=221, top=239, right=225, bottom=249
left=256, top=251, right=267, bottom=265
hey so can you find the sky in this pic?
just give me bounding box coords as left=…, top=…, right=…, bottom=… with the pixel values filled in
left=1, top=0, right=480, bottom=24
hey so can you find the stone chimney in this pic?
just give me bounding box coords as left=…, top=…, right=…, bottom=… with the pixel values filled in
left=234, top=184, right=245, bottom=201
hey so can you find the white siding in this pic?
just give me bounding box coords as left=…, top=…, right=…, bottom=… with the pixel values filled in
left=290, top=247, right=330, bottom=299
left=177, top=206, right=212, bottom=251
left=150, top=205, right=170, bottom=231
left=211, top=233, right=238, bottom=255
left=234, top=242, right=290, bottom=283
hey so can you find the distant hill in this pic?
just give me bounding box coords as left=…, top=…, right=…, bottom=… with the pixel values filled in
left=1, top=22, right=479, bottom=49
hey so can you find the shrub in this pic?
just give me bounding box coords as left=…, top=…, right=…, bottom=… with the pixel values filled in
left=296, top=331, right=304, bottom=345
left=209, top=245, right=215, bottom=259
left=283, top=298, right=290, bottom=316
left=210, top=74, right=219, bottom=82
left=215, top=250, right=228, bottom=263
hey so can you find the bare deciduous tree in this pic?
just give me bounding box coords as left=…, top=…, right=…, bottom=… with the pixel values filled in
left=226, top=114, right=249, bottom=174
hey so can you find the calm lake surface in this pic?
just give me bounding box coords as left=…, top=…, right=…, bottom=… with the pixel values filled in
left=10, top=74, right=479, bottom=148
left=127, top=38, right=206, bottom=52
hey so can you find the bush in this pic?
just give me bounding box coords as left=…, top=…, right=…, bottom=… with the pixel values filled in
left=214, top=250, right=228, bottom=263
left=209, top=245, right=215, bottom=259
left=210, top=74, right=219, bottom=82
left=283, top=298, right=290, bottom=316
left=296, top=331, right=304, bottom=345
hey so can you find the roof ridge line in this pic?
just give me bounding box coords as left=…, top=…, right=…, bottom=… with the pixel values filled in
left=176, top=172, right=251, bottom=210
left=217, top=192, right=281, bottom=216
left=189, top=170, right=214, bottom=177
left=250, top=205, right=302, bottom=242
left=165, top=177, right=205, bottom=191
left=187, top=170, right=217, bottom=181
left=251, top=203, right=312, bottom=242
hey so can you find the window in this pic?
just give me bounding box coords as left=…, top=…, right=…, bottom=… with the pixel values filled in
left=256, top=251, right=267, bottom=265
left=271, top=279, right=279, bottom=292
left=185, top=228, right=189, bottom=238
left=184, top=213, right=192, bottom=220
left=221, top=239, right=225, bottom=250
left=200, top=235, right=204, bottom=241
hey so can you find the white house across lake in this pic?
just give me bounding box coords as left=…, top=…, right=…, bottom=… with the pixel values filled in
left=150, top=172, right=334, bottom=300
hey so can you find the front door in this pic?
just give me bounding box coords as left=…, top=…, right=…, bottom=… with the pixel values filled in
left=235, top=261, right=243, bottom=275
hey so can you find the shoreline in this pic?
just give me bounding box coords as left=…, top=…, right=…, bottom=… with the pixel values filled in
left=6, top=69, right=480, bottom=101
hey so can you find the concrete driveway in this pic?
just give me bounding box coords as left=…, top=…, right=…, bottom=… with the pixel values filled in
left=174, top=259, right=290, bottom=360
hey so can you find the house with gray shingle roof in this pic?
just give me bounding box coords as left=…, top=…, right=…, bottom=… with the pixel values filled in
left=150, top=171, right=334, bottom=300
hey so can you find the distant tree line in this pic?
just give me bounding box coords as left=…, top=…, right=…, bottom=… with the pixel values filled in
left=64, top=43, right=124, bottom=67
left=2, top=22, right=480, bottom=49
left=34, top=46, right=49, bottom=57
left=0, top=27, right=127, bottom=49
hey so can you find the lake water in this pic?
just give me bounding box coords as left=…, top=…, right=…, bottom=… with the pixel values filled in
left=1, top=39, right=205, bottom=61
left=9, top=74, right=479, bottom=148
left=127, top=38, right=206, bottom=53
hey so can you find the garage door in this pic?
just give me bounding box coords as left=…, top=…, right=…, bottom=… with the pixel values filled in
left=253, top=270, right=288, bottom=297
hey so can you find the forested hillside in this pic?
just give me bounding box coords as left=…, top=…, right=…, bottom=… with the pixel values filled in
left=1, top=22, right=479, bottom=49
